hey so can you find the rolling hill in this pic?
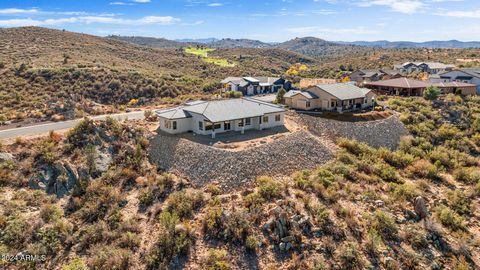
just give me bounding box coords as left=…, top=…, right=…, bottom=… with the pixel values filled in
left=338, top=40, right=480, bottom=49
left=0, top=27, right=316, bottom=124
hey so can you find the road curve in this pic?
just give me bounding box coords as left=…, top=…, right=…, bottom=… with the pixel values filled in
left=0, top=111, right=145, bottom=140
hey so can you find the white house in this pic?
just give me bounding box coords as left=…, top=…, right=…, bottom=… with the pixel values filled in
left=394, top=62, right=455, bottom=74
left=156, top=98, right=287, bottom=137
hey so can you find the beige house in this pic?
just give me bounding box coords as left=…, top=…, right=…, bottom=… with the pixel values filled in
left=284, top=83, right=376, bottom=112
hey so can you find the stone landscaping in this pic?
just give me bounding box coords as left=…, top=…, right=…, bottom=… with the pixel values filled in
left=149, top=113, right=409, bottom=190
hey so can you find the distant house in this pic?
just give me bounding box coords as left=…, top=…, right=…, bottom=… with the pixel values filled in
left=156, top=98, right=286, bottom=137
left=365, top=77, right=429, bottom=96
left=429, top=69, right=480, bottom=94
left=220, top=77, right=291, bottom=96
left=350, top=69, right=402, bottom=84
left=394, top=62, right=455, bottom=74
left=366, top=77, right=477, bottom=96
left=284, top=83, right=376, bottom=112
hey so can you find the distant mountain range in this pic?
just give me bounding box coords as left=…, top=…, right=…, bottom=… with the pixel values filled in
left=336, top=40, right=480, bottom=49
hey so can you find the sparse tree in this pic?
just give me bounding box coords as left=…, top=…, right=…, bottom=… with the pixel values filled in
left=423, top=86, right=441, bottom=100
left=276, top=88, right=287, bottom=104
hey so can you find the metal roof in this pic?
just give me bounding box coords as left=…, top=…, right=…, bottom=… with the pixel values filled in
left=314, top=83, right=371, bottom=100
left=284, top=90, right=318, bottom=99
left=158, top=98, right=286, bottom=123
left=433, top=82, right=476, bottom=88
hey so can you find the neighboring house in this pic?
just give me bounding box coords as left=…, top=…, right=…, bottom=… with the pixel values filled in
left=284, top=83, right=376, bottom=112
left=433, top=82, right=477, bottom=96
left=349, top=69, right=402, bottom=84
left=429, top=69, right=480, bottom=94
left=394, top=62, right=455, bottom=74
left=365, top=77, right=429, bottom=96
left=156, top=98, right=286, bottom=137
left=220, top=77, right=291, bottom=96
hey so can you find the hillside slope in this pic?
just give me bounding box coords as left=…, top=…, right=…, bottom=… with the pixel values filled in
left=0, top=27, right=312, bottom=124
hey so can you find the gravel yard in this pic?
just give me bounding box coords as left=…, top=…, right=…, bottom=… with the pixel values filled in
left=295, top=113, right=408, bottom=150
left=149, top=130, right=335, bottom=190
left=148, top=112, right=408, bottom=190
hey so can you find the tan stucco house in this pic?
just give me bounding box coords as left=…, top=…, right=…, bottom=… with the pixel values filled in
left=284, top=83, right=376, bottom=112
left=156, top=98, right=286, bottom=137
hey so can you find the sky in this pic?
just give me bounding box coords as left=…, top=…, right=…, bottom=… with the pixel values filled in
left=0, top=0, right=480, bottom=42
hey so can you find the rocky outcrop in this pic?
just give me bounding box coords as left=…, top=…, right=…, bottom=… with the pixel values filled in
left=29, top=161, right=79, bottom=198
left=414, top=196, right=429, bottom=220
left=149, top=131, right=334, bottom=191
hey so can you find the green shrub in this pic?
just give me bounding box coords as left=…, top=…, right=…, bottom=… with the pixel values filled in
left=243, top=192, right=264, bottom=210
left=88, top=246, right=131, bottom=270
left=61, top=258, right=89, bottom=270
left=371, top=211, right=398, bottom=241
left=146, top=211, right=192, bottom=269
left=447, top=190, right=473, bottom=216
left=1, top=214, right=32, bottom=248
left=435, top=206, right=467, bottom=232
left=337, top=138, right=372, bottom=156
left=165, top=190, right=203, bottom=219
left=204, top=249, right=230, bottom=270
left=378, top=148, right=414, bottom=169
left=257, top=176, right=284, bottom=200
left=38, top=219, right=72, bottom=254
left=390, top=182, right=420, bottom=202
left=337, top=242, right=364, bottom=269
left=454, top=167, right=480, bottom=184
left=245, top=235, right=259, bottom=251
left=403, top=224, right=428, bottom=250
left=407, top=159, right=441, bottom=180
left=423, top=86, right=441, bottom=100
left=40, top=204, right=64, bottom=223
left=373, top=163, right=400, bottom=182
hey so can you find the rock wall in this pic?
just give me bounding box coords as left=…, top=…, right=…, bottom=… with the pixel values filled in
left=297, top=114, right=408, bottom=150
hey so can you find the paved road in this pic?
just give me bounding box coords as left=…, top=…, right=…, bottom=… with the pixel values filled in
left=0, top=111, right=145, bottom=140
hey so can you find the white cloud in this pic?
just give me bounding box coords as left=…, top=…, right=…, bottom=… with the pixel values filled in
left=434, top=9, right=480, bottom=18
left=208, top=3, right=223, bottom=7
left=0, top=8, right=39, bottom=15
left=0, top=15, right=180, bottom=27
left=133, top=0, right=151, bottom=2
left=356, top=0, right=425, bottom=14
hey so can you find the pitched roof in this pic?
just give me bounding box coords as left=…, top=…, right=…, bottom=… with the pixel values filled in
left=284, top=90, right=318, bottom=99
left=365, top=77, right=429, bottom=89
left=172, top=98, right=286, bottom=122
left=433, top=82, right=476, bottom=88
left=156, top=107, right=191, bottom=119
left=221, top=76, right=283, bottom=86
left=314, top=83, right=371, bottom=100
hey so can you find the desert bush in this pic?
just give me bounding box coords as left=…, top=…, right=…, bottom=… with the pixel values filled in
left=243, top=191, right=264, bottom=210
left=204, top=249, right=230, bottom=270
left=146, top=211, right=192, bottom=269
left=390, top=182, right=420, bottom=202
left=138, top=173, right=175, bottom=207
left=245, top=235, right=259, bottom=251
left=423, top=86, right=441, bottom=100
left=447, top=190, right=473, bottom=216
left=373, top=163, right=400, bottom=182
left=61, top=258, right=89, bottom=270
left=165, top=190, right=203, bottom=219
left=337, top=242, right=364, bottom=269
left=76, top=181, right=123, bottom=223
left=371, top=211, right=398, bottom=241
left=118, top=231, right=141, bottom=250
left=257, top=176, right=284, bottom=200
left=406, top=159, right=441, bottom=180
left=337, top=138, right=372, bottom=156
left=402, top=224, right=428, bottom=250
left=88, top=245, right=131, bottom=270
left=1, top=214, right=32, bottom=248
left=365, top=229, right=383, bottom=257
left=454, top=167, right=480, bottom=184
left=40, top=204, right=64, bottom=223
left=435, top=206, right=467, bottom=232
left=378, top=148, right=415, bottom=169
left=37, top=219, right=72, bottom=254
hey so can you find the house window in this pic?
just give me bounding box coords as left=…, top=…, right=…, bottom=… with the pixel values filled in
left=275, top=115, right=281, bottom=122
left=214, top=123, right=221, bottom=129
left=165, top=120, right=171, bottom=129
left=205, top=122, right=213, bottom=131
left=238, top=119, right=244, bottom=127
left=364, top=98, right=367, bottom=104
left=173, top=121, right=177, bottom=130
left=263, top=116, right=269, bottom=123
left=245, top=118, right=251, bottom=126
left=331, top=101, right=336, bottom=108
left=198, top=121, right=203, bottom=131
left=306, top=101, right=311, bottom=108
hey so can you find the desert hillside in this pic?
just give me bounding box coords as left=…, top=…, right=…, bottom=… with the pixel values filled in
left=0, top=95, right=479, bottom=269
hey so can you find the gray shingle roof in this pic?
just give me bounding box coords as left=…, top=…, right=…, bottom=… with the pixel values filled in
left=158, top=98, right=286, bottom=123
left=315, top=83, right=370, bottom=100
left=284, top=90, right=318, bottom=99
